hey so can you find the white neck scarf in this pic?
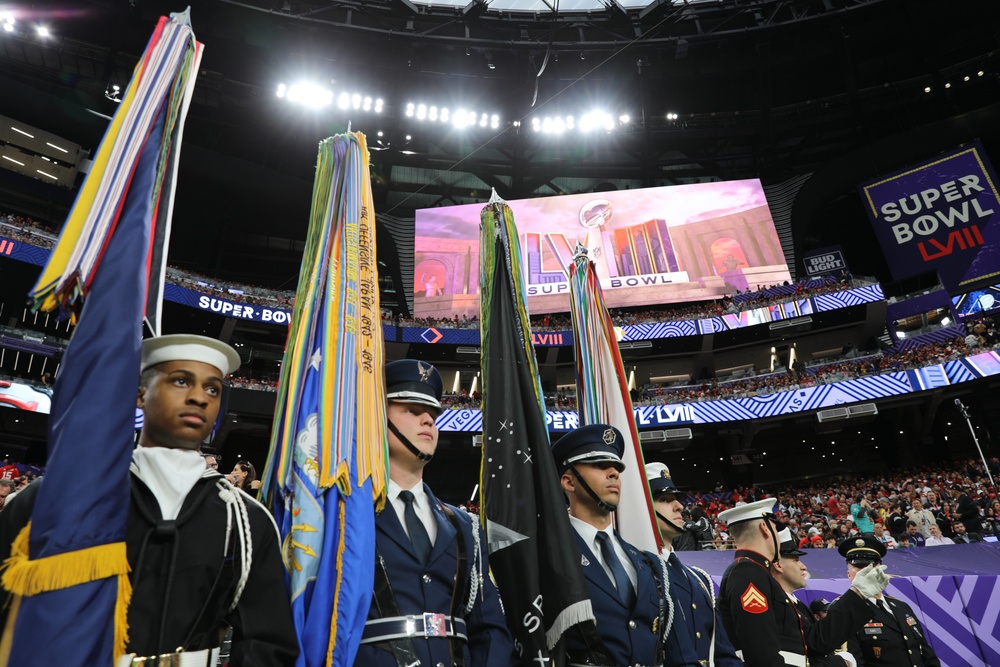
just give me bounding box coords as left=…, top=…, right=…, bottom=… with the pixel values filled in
left=131, top=446, right=210, bottom=520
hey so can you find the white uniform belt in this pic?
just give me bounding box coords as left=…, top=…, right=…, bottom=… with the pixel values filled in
left=116, top=647, right=220, bottom=667
left=361, top=613, right=468, bottom=644
left=734, top=649, right=808, bottom=667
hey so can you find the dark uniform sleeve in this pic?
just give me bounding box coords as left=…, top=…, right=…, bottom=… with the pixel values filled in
left=724, top=562, right=785, bottom=667
left=690, top=568, right=742, bottom=667
left=226, top=504, right=300, bottom=667
left=464, top=517, right=516, bottom=667
left=712, top=601, right=745, bottom=667
left=802, top=590, right=871, bottom=654
left=915, top=617, right=941, bottom=667
left=846, top=629, right=866, bottom=666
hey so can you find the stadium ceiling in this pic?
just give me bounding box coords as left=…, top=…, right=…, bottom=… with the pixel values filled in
left=0, top=0, right=998, bottom=289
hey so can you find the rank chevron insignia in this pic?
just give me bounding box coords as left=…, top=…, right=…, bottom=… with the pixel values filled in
left=740, top=583, right=768, bottom=613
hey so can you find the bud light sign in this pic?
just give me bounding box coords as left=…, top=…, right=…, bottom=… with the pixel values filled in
left=802, top=246, right=848, bottom=277
left=859, top=141, right=1000, bottom=291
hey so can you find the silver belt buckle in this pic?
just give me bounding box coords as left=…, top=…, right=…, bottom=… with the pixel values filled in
left=423, top=612, right=448, bottom=638
left=131, top=654, right=181, bottom=667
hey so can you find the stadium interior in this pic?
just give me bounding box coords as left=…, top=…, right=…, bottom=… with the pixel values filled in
left=0, top=0, right=999, bottom=504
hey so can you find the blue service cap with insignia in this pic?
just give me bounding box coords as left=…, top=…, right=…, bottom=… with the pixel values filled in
left=385, top=359, right=443, bottom=413
left=551, top=424, right=626, bottom=476
left=838, top=534, right=887, bottom=565
left=645, top=462, right=685, bottom=499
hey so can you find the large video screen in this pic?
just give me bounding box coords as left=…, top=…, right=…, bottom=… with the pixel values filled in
left=952, top=282, right=1000, bottom=318
left=413, top=180, right=792, bottom=317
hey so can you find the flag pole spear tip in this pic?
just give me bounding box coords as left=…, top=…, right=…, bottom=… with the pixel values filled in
left=172, top=6, right=193, bottom=24
left=488, top=188, right=505, bottom=205
left=572, top=241, right=589, bottom=261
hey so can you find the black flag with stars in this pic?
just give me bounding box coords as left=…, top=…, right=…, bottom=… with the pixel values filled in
left=479, top=195, right=596, bottom=666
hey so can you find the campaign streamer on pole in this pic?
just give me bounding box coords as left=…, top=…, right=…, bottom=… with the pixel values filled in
left=260, top=133, right=386, bottom=667
left=0, top=11, right=202, bottom=666
left=479, top=191, right=596, bottom=665
left=569, top=245, right=661, bottom=554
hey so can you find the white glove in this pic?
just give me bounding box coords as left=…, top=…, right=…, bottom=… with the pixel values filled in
left=838, top=651, right=858, bottom=667
left=851, top=564, right=889, bottom=598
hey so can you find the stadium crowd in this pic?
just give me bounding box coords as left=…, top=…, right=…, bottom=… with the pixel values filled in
left=677, top=457, right=1000, bottom=552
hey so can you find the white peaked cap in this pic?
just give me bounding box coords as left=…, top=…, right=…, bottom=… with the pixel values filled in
left=717, top=498, right=777, bottom=526
left=141, top=334, right=241, bottom=376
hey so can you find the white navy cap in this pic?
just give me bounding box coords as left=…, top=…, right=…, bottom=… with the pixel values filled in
left=141, top=334, right=241, bottom=376
left=717, top=498, right=778, bottom=527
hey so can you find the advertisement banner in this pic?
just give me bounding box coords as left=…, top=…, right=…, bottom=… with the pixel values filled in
left=859, top=141, right=1000, bottom=291
left=801, top=244, right=848, bottom=277
left=162, top=283, right=293, bottom=325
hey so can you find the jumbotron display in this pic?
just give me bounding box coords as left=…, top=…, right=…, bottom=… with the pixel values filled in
left=413, top=180, right=792, bottom=317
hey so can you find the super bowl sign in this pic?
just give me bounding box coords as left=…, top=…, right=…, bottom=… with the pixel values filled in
left=859, top=141, right=1000, bottom=291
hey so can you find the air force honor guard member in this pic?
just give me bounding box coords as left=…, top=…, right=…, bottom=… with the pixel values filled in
left=553, top=424, right=666, bottom=667
left=0, top=334, right=299, bottom=665
left=356, top=359, right=515, bottom=667
left=644, top=463, right=743, bottom=667
left=770, top=529, right=856, bottom=667
left=718, top=499, right=889, bottom=667
left=840, top=536, right=940, bottom=667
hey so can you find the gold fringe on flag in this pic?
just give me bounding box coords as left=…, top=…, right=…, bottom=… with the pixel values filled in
left=0, top=523, right=132, bottom=661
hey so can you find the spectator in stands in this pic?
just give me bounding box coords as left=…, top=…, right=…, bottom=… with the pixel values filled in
left=0, top=480, right=15, bottom=511
left=948, top=484, right=985, bottom=535
left=924, top=524, right=954, bottom=546
left=951, top=521, right=983, bottom=543
left=902, top=521, right=926, bottom=547
left=906, top=498, right=937, bottom=537
left=872, top=522, right=898, bottom=549
left=850, top=495, right=875, bottom=534
left=228, top=460, right=258, bottom=493
left=886, top=503, right=907, bottom=536
left=0, top=460, right=17, bottom=481
left=203, top=453, right=219, bottom=471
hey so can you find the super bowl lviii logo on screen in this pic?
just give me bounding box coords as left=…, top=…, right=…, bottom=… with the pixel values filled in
left=859, top=141, right=1000, bottom=291
left=413, top=180, right=792, bottom=318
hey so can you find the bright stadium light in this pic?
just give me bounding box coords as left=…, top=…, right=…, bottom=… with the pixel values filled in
left=283, top=82, right=333, bottom=108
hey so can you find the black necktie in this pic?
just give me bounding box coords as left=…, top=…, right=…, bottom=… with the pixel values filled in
left=597, top=532, right=635, bottom=607
left=399, top=490, right=431, bottom=565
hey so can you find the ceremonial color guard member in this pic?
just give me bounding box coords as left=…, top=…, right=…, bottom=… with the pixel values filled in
left=0, top=334, right=299, bottom=665
left=770, top=528, right=856, bottom=667
left=644, top=462, right=743, bottom=667
left=717, top=499, right=888, bottom=667
left=356, top=359, right=514, bottom=667
left=553, top=424, right=666, bottom=667
left=840, top=536, right=940, bottom=667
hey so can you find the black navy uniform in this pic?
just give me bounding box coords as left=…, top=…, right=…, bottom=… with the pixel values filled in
left=0, top=473, right=299, bottom=665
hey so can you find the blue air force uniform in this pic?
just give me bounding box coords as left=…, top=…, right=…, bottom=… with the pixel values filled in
left=661, top=552, right=742, bottom=666
left=553, top=424, right=666, bottom=667
left=568, top=521, right=664, bottom=666
left=356, top=482, right=514, bottom=667
left=358, top=360, right=515, bottom=667
left=644, top=463, right=742, bottom=667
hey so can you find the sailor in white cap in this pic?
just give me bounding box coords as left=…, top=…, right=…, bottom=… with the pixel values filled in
left=645, top=462, right=743, bottom=667
left=0, top=334, right=299, bottom=665
left=716, top=498, right=888, bottom=667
